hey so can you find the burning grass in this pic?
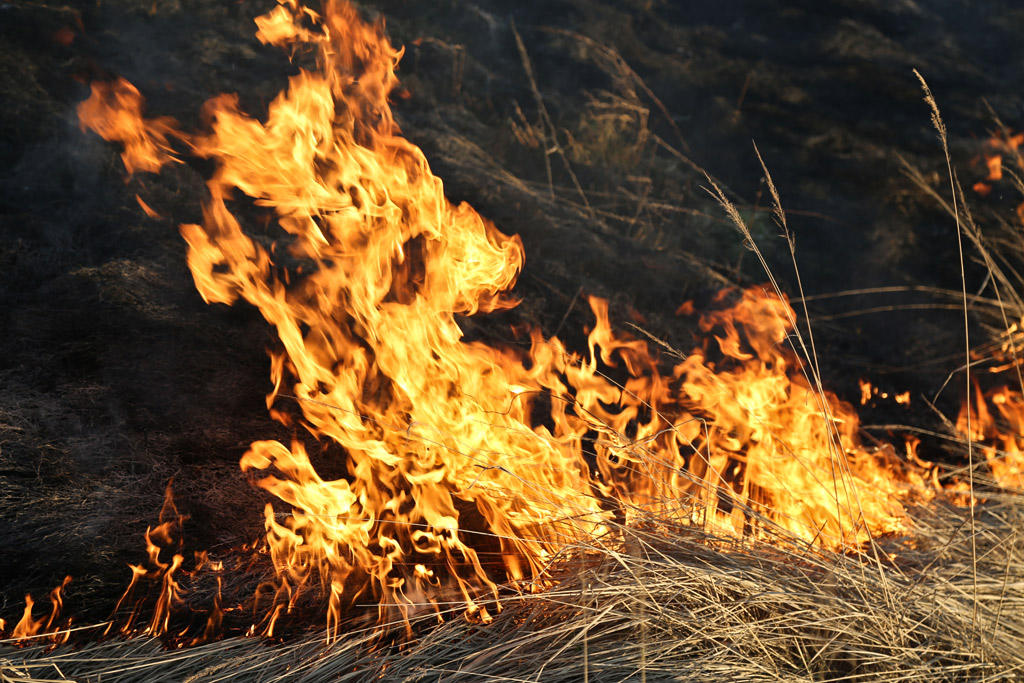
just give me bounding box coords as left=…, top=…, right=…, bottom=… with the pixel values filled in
left=3, top=492, right=1023, bottom=681
left=68, top=0, right=971, bottom=637
left=4, top=0, right=1024, bottom=680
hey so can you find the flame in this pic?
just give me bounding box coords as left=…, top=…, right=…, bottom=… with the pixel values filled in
left=78, top=78, right=181, bottom=175
left=971, top=130, right=1024, bottom=199
left=8, top=576, right=72, bottom=645
left=76, top=0, right=952, bottom=635
left=949, top=310, right=1024, bottom=491
left=985, top=154, right=1003, bottom=182
left=958, top=382, right=1024, bottom=490
left=11, top=597, right=41, bottom=641
left=135, top=193, right=161, bottom=219
left=858, top=378, right=911, bottom=406
left=106, top=484, right=187, bottom=637
left=859, top=379, right=873, bottom=405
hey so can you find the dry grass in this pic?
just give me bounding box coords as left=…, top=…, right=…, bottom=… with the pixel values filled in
left=2, top=487, right=1023, bottom=681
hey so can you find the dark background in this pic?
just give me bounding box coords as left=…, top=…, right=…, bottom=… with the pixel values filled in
left=2, top=0, right=1022, bottom=623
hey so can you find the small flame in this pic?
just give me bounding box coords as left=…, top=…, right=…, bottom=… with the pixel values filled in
left=958, top=382, right=1024, bottom=490
left=859, top=379, right=911, bottom=407
left=985, top=154, right=1003, bottom=182
left=971, top=130, right=1023, bottom=198
left=106, top=484, right=187, bottom=637
left=8, top=576, right=72, bottom=645
left=11, top=596, right=40, bottom=640
left=78, top=78, right=182, bottom=175
left=136, top=193, right=161, bottom=218
left=859, top=379, right=873, bottom=405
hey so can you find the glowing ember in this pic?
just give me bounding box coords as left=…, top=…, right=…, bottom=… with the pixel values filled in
left=971, top=129, right=1024, bottom=202
left=75, top=0, right=953, bottom=635
left=859, top=379, right=911, bottom=406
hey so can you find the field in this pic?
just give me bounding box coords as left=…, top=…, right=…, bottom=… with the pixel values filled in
left=2, top=0, right=1024, bottom=680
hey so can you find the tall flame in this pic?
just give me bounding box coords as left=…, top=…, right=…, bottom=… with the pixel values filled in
left=78, top=0, right=943, bottom=634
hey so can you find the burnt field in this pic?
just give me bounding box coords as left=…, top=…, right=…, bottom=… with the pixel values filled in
left=2, top=0, right=1024, bottom=680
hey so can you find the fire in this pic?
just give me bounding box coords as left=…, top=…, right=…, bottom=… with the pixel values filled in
left=77, top=78, right=181, bottom=175
left=972, top=154, right=1002, bottom=196
left=6, top=576, right=72, bottom=646
left=75, top=0, right=953, bottom=636
left=577, top=288, right=921, bottom=544
left=95, top=484, right=230, bottom=642
left=859, top=378, right=911, bottom=406
left=948, top=314, right=1024, bottom=491
left=860, top=379, right=873, bottom=405
left=971, top=130, right=1024, bottom=205
left=957, top=383, right=1024, bottom=490
left=105, top=484, right=187, bottom=638
left=956, top=128, right=1024, bottom=484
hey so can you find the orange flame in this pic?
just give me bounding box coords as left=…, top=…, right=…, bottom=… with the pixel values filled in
left=952, top=312, right=1024, bottom=490
left=11, top=596, right=41, bottom=640
left=859, top=379, right=873, bottom=405
left=9, top=576, right=72, bottom=645
left=958, top=382, right=1024, bottom=490
left=135, top=193, right=161, bottom=218
left=77, top=0, right=948, bottom=635
left=106, top=484, right=187, bottom=637
left=859, top=378, right=911, bottom=406
left=985, top=154, right=1003, bottom=182
left=78, top=78, right=182, bottom=175
left=970, top=130, right=1023, bottom=199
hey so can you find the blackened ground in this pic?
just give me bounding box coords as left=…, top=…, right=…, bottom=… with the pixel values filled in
left=1, top=0, right=1021, bottom=624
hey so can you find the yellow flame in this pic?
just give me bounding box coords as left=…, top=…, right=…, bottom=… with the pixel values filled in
left=76, top=0, right=949, bottom=635
left=958, top=382, right=1024, bottom=490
